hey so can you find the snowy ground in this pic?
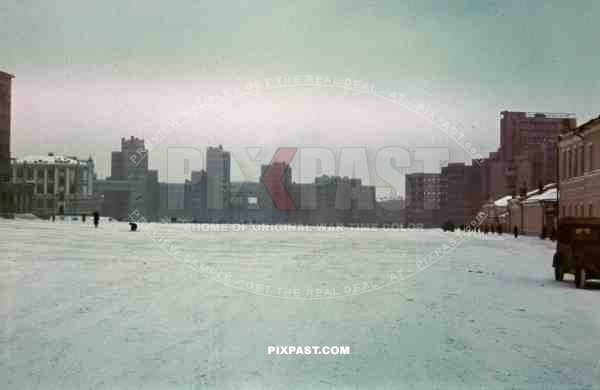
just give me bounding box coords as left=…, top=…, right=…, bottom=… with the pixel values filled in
left=1, top=219, right=599, bottom=389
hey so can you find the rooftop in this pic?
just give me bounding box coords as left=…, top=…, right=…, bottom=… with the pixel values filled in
left=15, top=153, right=91, bottom=165
left=0, top=70, right=14, bottom=79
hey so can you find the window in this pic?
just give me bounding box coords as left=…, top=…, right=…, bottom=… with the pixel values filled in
left=579, top=145, right=585, bottom=176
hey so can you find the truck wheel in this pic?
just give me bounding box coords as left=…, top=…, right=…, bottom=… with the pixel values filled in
left=554, top=266, right=564, bottom=281
left=575, top=268, right=587, bottom=289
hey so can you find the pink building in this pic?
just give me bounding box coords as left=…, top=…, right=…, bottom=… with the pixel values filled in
left=500, top=111, right=576, bottom=195
left=559, top=115, right=600, bottom=218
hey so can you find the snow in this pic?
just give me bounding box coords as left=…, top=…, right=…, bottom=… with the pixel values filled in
left=16, top=154, right=83, bottom=164
left=524, top=188, right=559, bottom=203
left=493, top=195, right=512, bottom=207
left=1, top=219, right=599, bottom=389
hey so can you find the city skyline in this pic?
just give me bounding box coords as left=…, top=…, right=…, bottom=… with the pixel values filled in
left=2, top=0, right=600, bottom=180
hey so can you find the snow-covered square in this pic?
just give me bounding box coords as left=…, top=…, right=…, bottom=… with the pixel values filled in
left=1, top=219, right=599, bottom=389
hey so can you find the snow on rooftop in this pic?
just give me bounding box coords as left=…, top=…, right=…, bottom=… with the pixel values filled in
left=493, top=195, right=512, bottom=207
left=16, top=154, right=84, bottom=165
left=523, top=188, right=558, bottom=203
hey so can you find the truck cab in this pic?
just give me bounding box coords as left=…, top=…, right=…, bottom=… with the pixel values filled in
left=553, top=217, right=600, bottom=288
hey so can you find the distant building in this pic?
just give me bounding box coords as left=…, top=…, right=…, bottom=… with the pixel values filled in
left=1, top=71, right=39, bottom=217
left=441, top=163, right=470, bottom=226
left=284, top=175, right=376, bottom=226
left=11, top=153, right=97, bottom=216
left=405, top=173, right=444, bottom=227
left=111, top=136, right=148, bottom=180
left=559, top=114, right=600, bottom=218
left=0, top=71, right=12, bottom=184
left=98, top=137, right=158, bottom=220
left=258, top=162, right=293, bottom=223
left=157, top=182, right=186, bottom=219
left=206, top=145, right=231, bottom=212
left=500, top=111, right=576, bottom=195
left=374, top=198, right=405, bottom=226
left=480, top=151, right=508, bottom=202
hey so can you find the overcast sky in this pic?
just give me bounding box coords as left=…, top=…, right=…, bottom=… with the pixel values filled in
left=2, top=0, right=599, bottom=185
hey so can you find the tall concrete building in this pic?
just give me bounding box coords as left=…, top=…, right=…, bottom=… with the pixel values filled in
left=441, top=163, right=470, bottom=226
left=0, top=71, right=14, bottom=216
left=286, top=175, right=376, bottom=226
left=259, top=162, right=292, bottom=208
left=0, top=71, right=12, bottom=184
left=206, top=145, right=230, bottom=211
left=438, top=160, right=484, bottom=227
left=110, top=136, right=148, bottom=180
left=480, top=151, right=508, bottom=202
left=258, top=162, right=293, bottom=223
left=189, top=169, right=208, bottom=220
left=500, top=111, right=576, bottom=195
left=405, top=173, right=444, bottom=227
left=98, top=137, right=158, bottom=220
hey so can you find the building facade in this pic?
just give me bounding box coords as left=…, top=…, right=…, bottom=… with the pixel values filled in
left=99, top=137, right=159, bottom=220
left=11, top=153, right=97, bottom=216
left=206, top=145, right=231, bottom=211
left=0, top=71, right=15, bottom=216
left=559, top=115, right=600, bottom=218
left=405, top=173, right=444, bottom=227
left=0, top=71, right=12, bottom=184
left=500, top=111, right=576, bottom=195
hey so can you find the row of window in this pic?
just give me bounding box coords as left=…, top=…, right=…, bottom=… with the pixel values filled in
left=560, top=143, right=595, bottom=179
left=561, top=204, right=595, bottom=218
left=34, top=184, right=76, bottom=195
left=14, top=167, right=74, bottom=180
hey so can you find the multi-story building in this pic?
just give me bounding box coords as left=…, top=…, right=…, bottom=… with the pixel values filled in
left=98, top=137, right=159, bottom=220
left=559, top=115, right=600, bottom=218
left=480, top=151, right=508, bottom=202
left=258, top=162, right=292, bottom=208
left=441, top=163, right=471, bottom=226
left=500, top=111, right=576, bottom=195
left=110, top=136, right=148, bottom=180
left=206, top=145, right=231, bottom=211
left=258, top=162, right=293, bottom=223
left=11, top=153, right=97, bottom=216
left=405, top=173, right=444, bottom=227
left=188, top=170, right=208, bottom=220
left=157, top=182, right=186, bottom=219
left=438, top=161, right=486, bottom=227
left=0, top=71, right=12, bottom=185
left=0, top=70, right=17, bottom=216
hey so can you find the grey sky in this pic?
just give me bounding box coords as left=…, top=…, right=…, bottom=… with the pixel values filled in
left=2, top=0, right=599, bottom=182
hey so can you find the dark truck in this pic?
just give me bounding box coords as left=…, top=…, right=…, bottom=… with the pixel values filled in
left=553, top=217, right=600, bottom=288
